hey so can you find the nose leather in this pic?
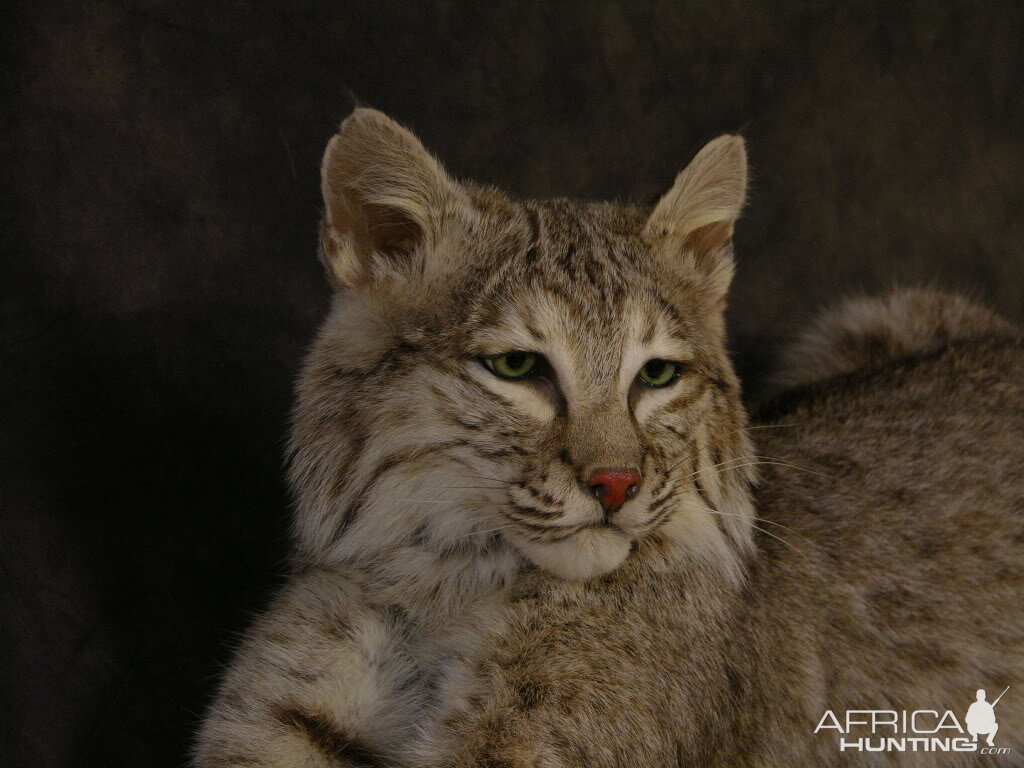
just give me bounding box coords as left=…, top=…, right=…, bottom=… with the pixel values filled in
left=587, top=469, right=641, bottom=513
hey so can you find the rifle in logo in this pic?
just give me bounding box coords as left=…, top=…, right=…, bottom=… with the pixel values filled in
left=966, top=686, right=1009, bottom=747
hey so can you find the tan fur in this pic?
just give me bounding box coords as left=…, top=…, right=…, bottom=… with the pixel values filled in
left=195, top=109, right=1023, bottom=767
left=772, top=287, right=1018, bottom=393
left=426, top=331, right=1024, bottom=767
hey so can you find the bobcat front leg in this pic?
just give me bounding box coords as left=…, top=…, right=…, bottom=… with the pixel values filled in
left=193, top=567, right=419, bottom=768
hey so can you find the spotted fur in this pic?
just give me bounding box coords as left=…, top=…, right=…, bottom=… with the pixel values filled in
left=422, top=332, right=1024, bottom=768
left=194, top=110, right=1023, bottom=767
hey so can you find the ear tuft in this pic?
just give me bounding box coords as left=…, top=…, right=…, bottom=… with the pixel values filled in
left=319, top=108, right=456, bottom=289
left=643, top=135, right=748, bottom=304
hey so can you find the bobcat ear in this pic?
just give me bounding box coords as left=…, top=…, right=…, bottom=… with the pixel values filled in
left=643, top=135, right=747, bottom=304
left=319, top=108, right=461, bottom=289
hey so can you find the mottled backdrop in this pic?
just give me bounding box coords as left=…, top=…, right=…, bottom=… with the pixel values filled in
left=3, top=2, right=1022, bottom=766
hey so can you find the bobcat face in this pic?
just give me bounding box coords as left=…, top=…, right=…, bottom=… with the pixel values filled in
left=289, top=110, right=755, bottom=581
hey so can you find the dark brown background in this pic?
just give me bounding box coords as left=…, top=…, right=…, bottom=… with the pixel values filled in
left=3, top=2, right=1022, bottom=766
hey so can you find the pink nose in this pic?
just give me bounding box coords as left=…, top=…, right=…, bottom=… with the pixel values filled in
left=587, top=469, right=642, bottom=513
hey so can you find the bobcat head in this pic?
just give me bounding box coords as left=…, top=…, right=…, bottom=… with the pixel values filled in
left=288, top=109, right=755, bottom=582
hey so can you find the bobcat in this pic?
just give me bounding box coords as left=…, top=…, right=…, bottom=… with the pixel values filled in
left=194, top=109, right=1023, bottom=767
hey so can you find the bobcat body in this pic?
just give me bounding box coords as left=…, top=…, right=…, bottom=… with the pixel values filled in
left=194, top=109, right=1023, bottom=767
left=428, top=333, right=1024, bottom=767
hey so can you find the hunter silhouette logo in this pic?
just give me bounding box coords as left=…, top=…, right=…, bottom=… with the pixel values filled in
left=966, top=687, right=1008, bottom=747
left=814, top=687, right=1012, bottom=755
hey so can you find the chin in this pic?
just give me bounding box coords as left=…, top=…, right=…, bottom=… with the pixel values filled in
left=508, top=526, right=633, bottom=581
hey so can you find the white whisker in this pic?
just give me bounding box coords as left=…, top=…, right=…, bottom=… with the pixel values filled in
left=701, top=509, right=812, bottom=561
left=450, top=524, right=518, bottom=541
left=672, top=454, right=754, bottom=483
left=453, top=474, right=512, bottom=485
left=422, top=485, right=508, bottom=490
left=745, top=456, right=833, bottom=479
left=397, top=499, right=514, bottom=506
left=674, top=456, right=832, bottom=484
left=695, top=507, right=815, bottom=548
left=749, top=523, right=812, bottom=561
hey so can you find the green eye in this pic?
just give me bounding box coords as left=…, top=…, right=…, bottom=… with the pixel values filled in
left=485, top=352, right=539, bottom=379
left=638, top=359, right=679, bottom=388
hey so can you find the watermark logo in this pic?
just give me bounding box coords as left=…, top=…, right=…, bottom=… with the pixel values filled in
left=814, top=687, right=1011, bottom=756
left=966, top=688, right=1003, bottom=747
